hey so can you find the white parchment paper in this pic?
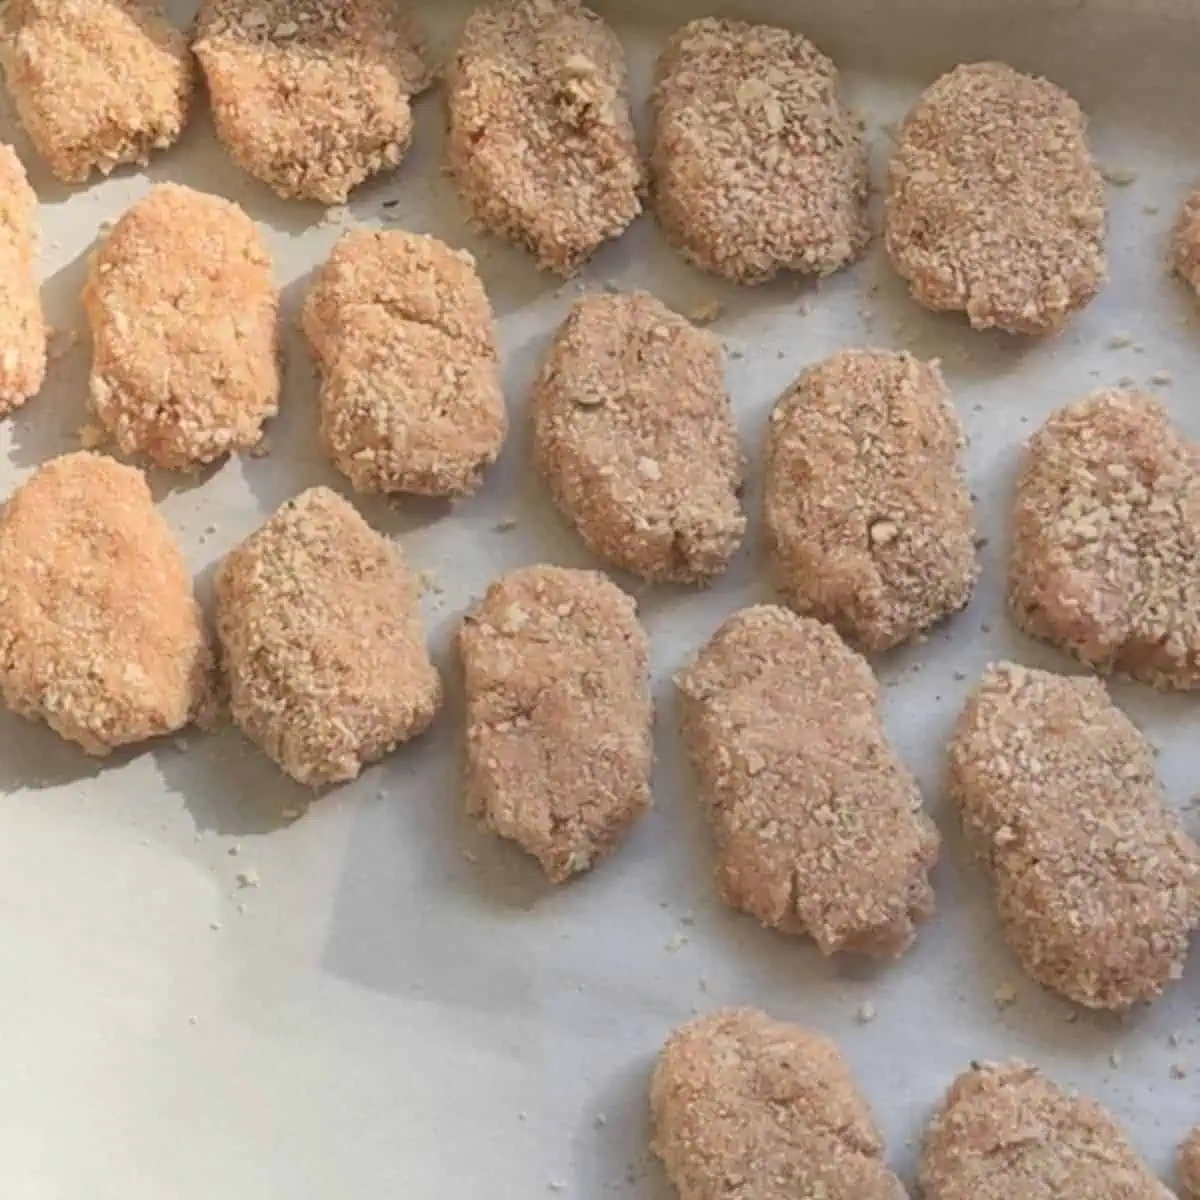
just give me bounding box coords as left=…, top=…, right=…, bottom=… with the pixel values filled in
left=1, top=1, right=1199, bottom=1195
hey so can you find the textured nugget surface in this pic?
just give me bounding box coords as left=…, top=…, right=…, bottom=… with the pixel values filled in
left=0, top=143, right=45, bottom=415
left=886, top=62, right=1106, bottom=334
left=1179, top=1129, right=1200, bottom=1199
left=652, top=18, right=869, bottom=283
left=1, top=0, right=193, bottom=183
left=920, top=1061, right=1172, bottom=1199
left=651, top=1009, right=909, bottom=1200
left=677, top=605, right=939, bottom=958
left=947, top=662, right=1200, bottom=1009
left=84, top=183, right=280, bottom=470
left=533, top=291, right=744, bottom=583
left=302, top=229, right=507, bottom=496
left=194, top=0, right=429, bottom=204
left=763, top=348, right=977, bottom=653
left=446, top=0, right=643, bottom=275
left=216, top=488, right=441, bottom=787
left=1009, top=389, right=1200, bottom=688
left=1172, top=186, right=1200, bottom=295
left=0, top=453, right=210, bottom=756
left=458, top=565, right=651, bottom=883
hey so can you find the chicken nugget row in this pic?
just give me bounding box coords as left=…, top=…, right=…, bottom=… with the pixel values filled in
left=10, top=0, right=1200, bottom=339
left=652, top=1007, right=1182, bottom=1199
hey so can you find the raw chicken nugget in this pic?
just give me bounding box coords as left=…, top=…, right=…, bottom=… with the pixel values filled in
left=1, top=0, right=193, bottom=183
left=1009, top=389, right=1200, bottom=688
left=458, top=565, right=651, bottom=883
left=193, top=0, right=430, bottom=204
left=886, top=62, right=1106, bottom=335
left=1180, top=1129, right=1200, bottom=1199
left=651, top=1009, right=908, bottom=1200
left=920, top=1061, right=1171, bottom=1199
left=0, top=453, right=210, bottom=756
left=651, top=19, right=869, bottom=283
left=763, top=348, right=978, bottom=653
left=216, top=488, right=441, bottom=787
left=301, top=229, right=507, bottom=497
left=677, top=605, right=939, bottom=957
left=446, top=0, right=643, bottom=275
left=532, top=291, right=744, bottom=583
left=0, top=143, right=45, bottom=416
left=948, top=662, right=1200, bottom=1009
left=1172, top=186, right=1200, bottom=295
left=84, top=183, right=280, bottom=471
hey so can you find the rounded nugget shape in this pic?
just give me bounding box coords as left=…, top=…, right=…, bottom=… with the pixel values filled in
left=0, top=143, right=46, bottom=415
left=0, top=453, right=210, bottom=756
left=302, top=230, right=507, bottom=497
left=1, top=0, right=193, bottom=183
left=1009, top=389, right=1200, bottom=688
left=651, top=1009, right=908, bottom=1200
left=532, top=291, right=745, bottom=584
left=1172, top=186, right=1200, bottom=295
left=921, top=1061, right=1172, bottom=1199
left=193, top=0, right=430, bottom=204
left=216, top=487, right=442, bottom=787
left=446, top=0, right=644, bottom=275
left=677, top=605, right=939, bottom=958
left=947, top=662, right=1200, bottom=1009
left=885, top=62, right=1106, bottom=335
left=652, top=18, right=869, bottom=283
left=458, top=565, right=652, bottom=883
left=84, top=183, right=281, bottom=471
left=1179, top=1128, right=1200, bottom=1199
left=763, top=348, right=978, bottom=653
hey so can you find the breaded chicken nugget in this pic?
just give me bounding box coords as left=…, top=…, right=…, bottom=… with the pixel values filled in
left=948, top=662, right=1200, bottom=1009
left=1172, top=187, right=1200, bottom=296
left=651, top=1009, right=908, bottom=1200
left=84, top=183, right=280, bottom=471
left=921, top=1061, right=1171, bottom=1199
left=1179, top=1128, right=1200, bottom=1199
left=446, top=0, right=643, bottom=275
left=1009, top=389, right=1200, bottom=688
left=0, top=143, right=45, bottom=416
left=677, top=605, right=939, bottom=958
left=532, top=291, right=744, bottom=584
left=301, top=229, right=507, bottom=496
left=0, top=453, right=210, bottom=756
left=216, top=488, right=440, bottom=787
left=1, top=0, right=193, bottom=183
left=886, top=63, right=1106, bottom=335
left=193, top=0, right=430, bottom=204
left=458, top=565, right=651, bottom=883
left=763, top=348, right=978, bottom=653
left=653, top=19, right=869, bottom=284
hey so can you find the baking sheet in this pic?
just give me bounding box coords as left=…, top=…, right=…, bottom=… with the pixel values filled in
left=2, top=0, right=1200, bottom=1195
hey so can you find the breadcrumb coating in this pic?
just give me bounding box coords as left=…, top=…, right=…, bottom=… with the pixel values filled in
left=886, top=62, right=1106, bottom=335
left=653, top=18, right=869, bottom=284
left=302, top=229, right=507, bottom=497
left=446, top=0, right=644, bottom=275
left=947, top=662, right=1200, bottom=1009
left=458, top=565, right=652, bottom=883
left=84, top=183, right=280, bottom=471
left=1179, top=1128, right=1200, bottom=1199
left=677, top=605, right=939, bottom=958
left=763, top=348, right=978, bottom=653
left=193, top=0, right=430, bottom=204
left=0, top=142, right=45, bottom=416
left=216, top=487, right=441, bottom=787
left=0, top=453, right=211, bottom=756
left=1171, top=185, right=1200, bottom=296
left=921, top=1061, right=1172, bottom=1198
left=532, top=291, right=745, bottom=584
left=1, top=0, right=193, bottom=183
left=1009, top=389, right=1200, bottom=688
left=651, top=1009, right=908, bottom=1200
